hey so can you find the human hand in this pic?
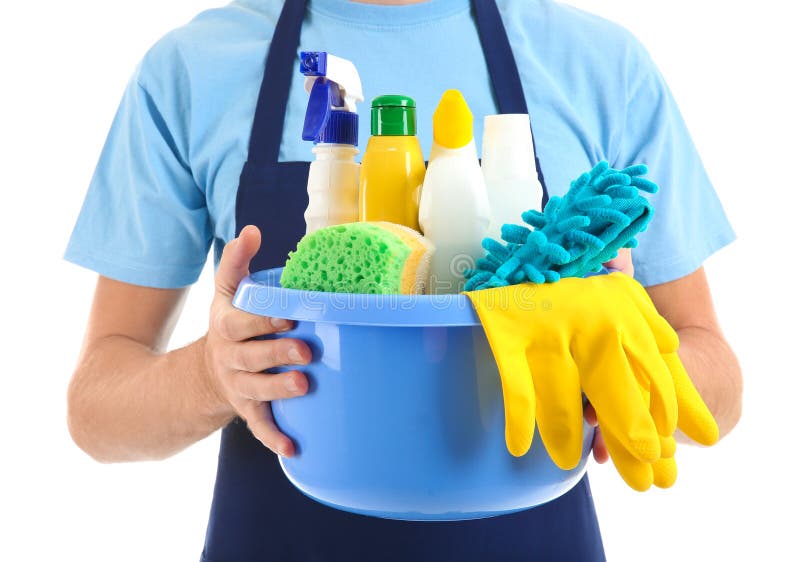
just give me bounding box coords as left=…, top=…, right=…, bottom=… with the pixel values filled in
left=203, top=225, right=311, bottom=457
left=583, top=403, right=609, bottom=464
left=603, top=247, right=633, bottom=276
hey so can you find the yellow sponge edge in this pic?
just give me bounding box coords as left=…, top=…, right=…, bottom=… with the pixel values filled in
left=379, top=222, right=435, bottom=294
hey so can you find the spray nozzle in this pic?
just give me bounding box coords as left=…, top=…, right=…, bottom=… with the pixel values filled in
left=299, top=51, right=363, bottom=112
left=299, top=51, right=327, bottom=77
left=299, top=52, right=363, bottom=146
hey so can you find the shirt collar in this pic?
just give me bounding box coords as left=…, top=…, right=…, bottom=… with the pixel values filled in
left=309, top=0, right=470, bottom=27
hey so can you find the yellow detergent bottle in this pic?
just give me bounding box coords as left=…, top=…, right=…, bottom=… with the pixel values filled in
left=359, top=95, right=426, bottom=232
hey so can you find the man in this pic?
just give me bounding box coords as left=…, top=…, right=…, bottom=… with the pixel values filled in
left=65, top=0, right=741, bottom=559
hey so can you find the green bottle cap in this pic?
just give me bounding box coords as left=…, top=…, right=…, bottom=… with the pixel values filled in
left=370, top=95, right=417, bottom=136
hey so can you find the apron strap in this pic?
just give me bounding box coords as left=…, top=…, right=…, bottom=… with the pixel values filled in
left=473, top=0, right=527, bottom=114
left=473, top=0, right=550, bottom=203
left=245, top=0, right=308, bottom=167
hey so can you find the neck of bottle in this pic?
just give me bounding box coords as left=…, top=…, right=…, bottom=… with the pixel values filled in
left=312, top=143, right=359, bottom=161
left=429, top=138, right=477, bottom=163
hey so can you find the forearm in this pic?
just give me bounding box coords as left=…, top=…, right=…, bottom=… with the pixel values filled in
left=67, top=335, right=234, bottom=463
left=675, top=325, right=742, bottom=440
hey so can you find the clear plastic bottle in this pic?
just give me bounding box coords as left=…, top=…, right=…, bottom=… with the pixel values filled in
left=419, top=90, right=490, bottom=294
left=359, top=95, right=426, bottom=232
left=482, top=114, right=543, bottom=240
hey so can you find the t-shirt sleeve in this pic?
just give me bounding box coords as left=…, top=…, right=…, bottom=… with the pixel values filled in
left=612, top=43, right=736, bottom=287
left=64, top=41, right=212, bottom=289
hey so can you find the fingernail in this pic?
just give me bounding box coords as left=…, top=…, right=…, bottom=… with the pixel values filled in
left=271, top=317, right=290, bottom=330
left=288, top=348, right=303, bottom=363
left=285, top=376, right=298, bottom=393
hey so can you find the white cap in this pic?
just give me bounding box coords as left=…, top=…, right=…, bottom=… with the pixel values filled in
left=481, top=114, right=537, bottom=180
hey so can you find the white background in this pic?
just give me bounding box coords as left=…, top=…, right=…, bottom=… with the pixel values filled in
left=1, top=1, right=797, bottom=560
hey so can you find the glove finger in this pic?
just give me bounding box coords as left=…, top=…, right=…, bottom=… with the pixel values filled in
left=527, top=342, right=584, bottom=470
left=622, top=331, right=678, bottom=437
left=599, top=419, right=653, bottom=492
left=652, top=435, right=678, bottom=488
left=663, top=352, right=720, bottom=446
left=499, top=350, right=537, bottom=457
left=652, top=455, right=678, bottom=489
left=609, top=273, right=679, bottom=354
left=578, top=336, right=661, bottom=462
left=660, top=434, right=677, bottom=458
left=466, top=288, right=538, bottom=457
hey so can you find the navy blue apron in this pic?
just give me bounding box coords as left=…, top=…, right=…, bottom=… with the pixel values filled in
left=203, top=1, right=605, bottom=560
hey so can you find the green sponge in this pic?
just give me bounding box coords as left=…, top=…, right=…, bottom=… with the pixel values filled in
left=280, top=222, right=434, bottom=294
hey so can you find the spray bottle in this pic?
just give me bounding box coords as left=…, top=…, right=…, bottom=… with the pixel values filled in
left=419, top=90, right=491, bottom=294
left=299, top=51, right=364, bottom=234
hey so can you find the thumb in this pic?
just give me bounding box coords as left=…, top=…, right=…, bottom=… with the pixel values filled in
left=215, top=225, right=262, bottom=297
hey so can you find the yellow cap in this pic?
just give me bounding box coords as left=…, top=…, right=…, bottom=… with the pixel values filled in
left=432, top=89, right=473, bottom=149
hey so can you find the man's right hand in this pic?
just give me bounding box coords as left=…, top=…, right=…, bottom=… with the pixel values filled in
left=203, top=225, right=311, bottom=457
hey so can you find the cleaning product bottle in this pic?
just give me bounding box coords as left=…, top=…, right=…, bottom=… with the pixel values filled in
left=481, top=114, right=544, bottom=241
left=419, top=89, right=491, bottom=294
left=358, top=95, right=426, bottom=231
left=299, top=51, right=364, bottom=234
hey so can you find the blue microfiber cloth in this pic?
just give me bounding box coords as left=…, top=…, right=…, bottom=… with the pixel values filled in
left=464, top=161, right=658, bottom=290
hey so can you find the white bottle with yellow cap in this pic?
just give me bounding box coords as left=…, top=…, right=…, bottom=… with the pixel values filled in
left=419, top=90, right=491, bottom=294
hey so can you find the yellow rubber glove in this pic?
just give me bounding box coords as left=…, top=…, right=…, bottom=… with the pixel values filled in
left=600, top=383, right=678, bottom=491
left=465, top=272, right=719, bottom=472
left=601, top=424, right=678, bottom=491
left=600, top=278, right=718, bottom=490
left=600, top=335, right=718, bottom=491
left=614, top=274, right=719, bottom=447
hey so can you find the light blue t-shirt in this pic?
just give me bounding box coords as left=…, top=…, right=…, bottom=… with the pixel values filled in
left=65, top=0, right=735, bottom=288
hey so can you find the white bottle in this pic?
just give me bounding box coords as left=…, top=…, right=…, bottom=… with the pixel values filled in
left=419, top=90, right=491, bottom=294
left=305, top=144, right=360, bottom=234
left=482, top=114, right=543, bottom=241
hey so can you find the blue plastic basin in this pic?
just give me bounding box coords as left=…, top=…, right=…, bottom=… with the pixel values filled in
left=233, top=267, right=593, bottom=521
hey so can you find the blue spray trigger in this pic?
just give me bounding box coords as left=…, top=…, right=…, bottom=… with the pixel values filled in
left=300, top=52, right=359, bottom=145
left=302, top=79, right=345, bottom=142
left=302, top=80, right=331, bottom=141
